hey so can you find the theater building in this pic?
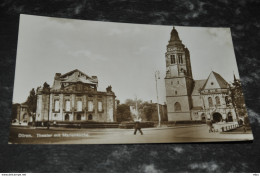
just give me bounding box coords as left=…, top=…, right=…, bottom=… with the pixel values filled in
left=164, top=27, right=237, bottom=123
left=36, top=69, right=116, bottom=123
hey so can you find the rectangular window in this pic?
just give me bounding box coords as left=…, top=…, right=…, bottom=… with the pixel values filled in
left=88, top=101, right=94, bottom=112
left=54, top=100, right=59, bottom=112
left=65, top=100, right=70, bottom=112
left=98, top=101, right=103, bottom=112
left=76, top=84, right=82, bottom=91
left=77, top=101, right=82, bottom=111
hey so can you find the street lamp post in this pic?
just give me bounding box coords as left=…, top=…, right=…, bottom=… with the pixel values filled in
left=135, top=95, right=139, bottom=120
left=155, top=71, right=161, bottom=127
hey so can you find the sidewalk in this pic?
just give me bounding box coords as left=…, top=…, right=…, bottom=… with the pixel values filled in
left=11, top=123, right=207, bottom=131
left=9, top=123, right=254, bottom=144
left=142, top=124, right=206, bottom=131
left=221, top=126, right=252, bottom=134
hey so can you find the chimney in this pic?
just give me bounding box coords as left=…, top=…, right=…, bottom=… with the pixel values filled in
left=55, top=73, right=61, bottom=80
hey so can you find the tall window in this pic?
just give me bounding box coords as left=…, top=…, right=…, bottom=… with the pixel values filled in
left=170, top=55, right=175, bottom=64
left=174, top=102, right=181, bottom=112
left=98, top=101, right=103, bottom=112
left=178, top=54, right=183, bottom=64
left=88, top=101, right=94, bottom=112
left=77, top=101, right=82, bottom=111
left=215, top=96, right=221, bottom=106
left=65, top=100, right=70, bottom=112
left=225, top=96, right=230, bottom=105
left=54, top=100, right=59, bottom=112
left=208, top=97, right=213, bottom=107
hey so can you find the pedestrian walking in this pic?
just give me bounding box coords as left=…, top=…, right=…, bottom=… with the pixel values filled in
left=206, top=118, right=214, bottom=133
left=134, top=121, right=143, bottom=135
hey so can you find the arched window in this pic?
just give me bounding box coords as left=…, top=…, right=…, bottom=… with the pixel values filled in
left=178, top=54, right=183, bottom=64
left=23, top=113, right=27, bottom=120
left=174, top=102, right=181, bottom=112
left=88, top=114, right=93, bottom=120
left=215, top=96, right=221, bottom=106
left=65, top=114, right=69, bottom=121
left=170, top=55, right=175, bottom=64
left=208, top=97, right=213, bottom=107
left=225, top=96, right=230, bottom=105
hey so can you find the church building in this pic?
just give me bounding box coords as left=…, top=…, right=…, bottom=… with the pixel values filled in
left=165, top=27, right=237, bottom=123
left=36, top=69, right=117, bottom=123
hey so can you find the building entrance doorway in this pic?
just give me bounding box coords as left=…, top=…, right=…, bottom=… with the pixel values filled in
left=227, top=112, right=233, bottom=122
left=88, top=114, right=93, bottom=120
left=23, top=113, right=27, bottom=120
left=65, top=114, right=69, bottom=121
left=201, top=113, right=206, bottom=123
left=76, top=114, right=81, bottom=121
left=212, top=112, right=222, bottom=123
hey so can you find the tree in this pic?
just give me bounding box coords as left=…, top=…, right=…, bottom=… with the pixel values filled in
left=230, top=77, right=247, bottom=117
left=25, top=88, right=37, bottom=116
left=11, top=103, right=19, bottom=120
left=116, top=104, right=131, bottom=122
left=125, top=98, right=143, bottom=107
left=141, top=102, right=157, bottom=121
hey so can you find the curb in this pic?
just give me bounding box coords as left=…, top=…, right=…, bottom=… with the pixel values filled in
left=143, top=124, right=206, bottom=131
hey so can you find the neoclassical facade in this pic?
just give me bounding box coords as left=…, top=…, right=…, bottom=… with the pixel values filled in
left=36, top=69, right=116, bottom=123
left=16, top=103, right=30, bottom=123
left=165, top=27, right=237, bottom=122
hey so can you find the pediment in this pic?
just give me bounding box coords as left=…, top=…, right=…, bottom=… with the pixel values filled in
left=202, top=71, right=229, bottom=90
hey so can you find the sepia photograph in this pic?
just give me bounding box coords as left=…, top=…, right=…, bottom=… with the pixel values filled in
left=8, top=14, right=254, bottom=144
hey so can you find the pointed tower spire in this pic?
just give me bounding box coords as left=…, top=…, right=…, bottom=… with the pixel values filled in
left=170, top=27, right=180, bottom=41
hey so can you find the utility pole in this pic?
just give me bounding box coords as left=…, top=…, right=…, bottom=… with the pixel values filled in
left=155, top=71, right=161, bottom=127
left=47, top=93, right=50, bottom=129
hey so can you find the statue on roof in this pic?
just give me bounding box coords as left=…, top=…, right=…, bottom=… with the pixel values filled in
left=106, top=85, right=112, bottom=92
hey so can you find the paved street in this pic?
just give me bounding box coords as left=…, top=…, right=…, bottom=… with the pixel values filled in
left=8, top=124, right=253, bottom=144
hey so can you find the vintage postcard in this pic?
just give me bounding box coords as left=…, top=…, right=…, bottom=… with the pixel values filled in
left=8, top=14, right=254, bottom=144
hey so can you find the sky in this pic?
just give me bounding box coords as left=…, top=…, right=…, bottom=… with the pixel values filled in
left=13, top=14, right=240, bottom=104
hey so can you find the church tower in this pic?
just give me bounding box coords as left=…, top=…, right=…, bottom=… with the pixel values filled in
left=165, top=27, right=194, bottom=121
